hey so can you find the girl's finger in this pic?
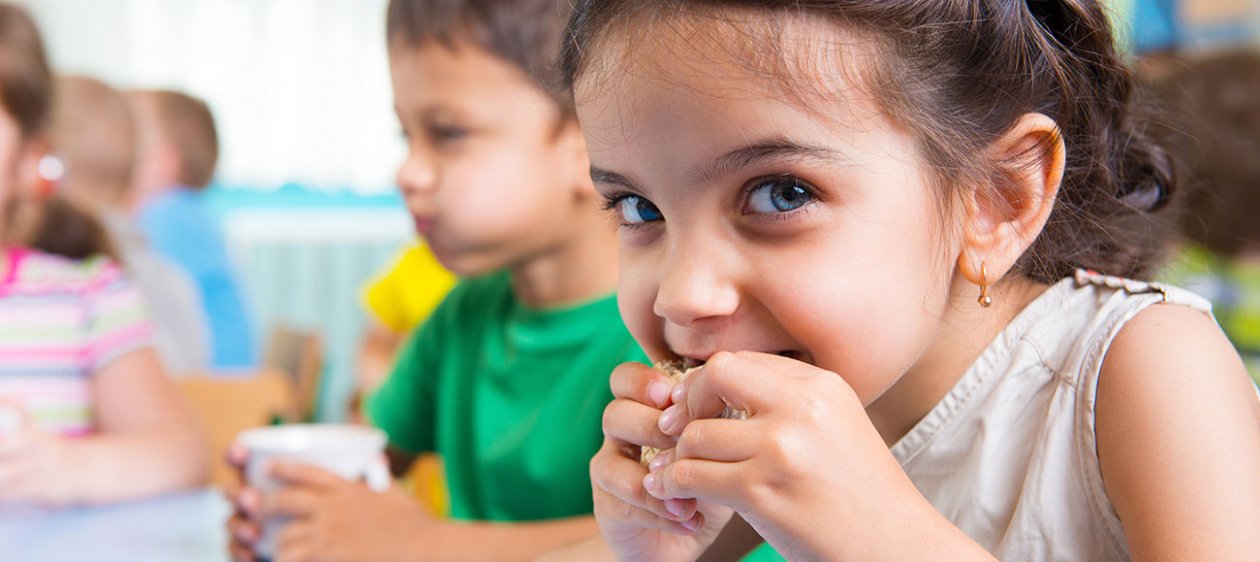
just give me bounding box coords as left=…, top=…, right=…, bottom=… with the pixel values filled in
left=679, top=351, right=817, bottom=420
left=591, top=441, right=694, bottom=523
left=673, top=418, right=760, bottom=464
left=610, top=361, right=676, bottom=408
left=594, top=490, right=704, bottom=536
left=603, top=398, right=675, bottom=451
left=645, top=457, right=746, bottom=508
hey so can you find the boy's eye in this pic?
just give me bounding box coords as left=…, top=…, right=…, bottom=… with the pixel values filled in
left=429, top=125, right=468, bottom=142
left=616, top=195, right=663, bottom=224
left=745, top=176, right=816, bottom=214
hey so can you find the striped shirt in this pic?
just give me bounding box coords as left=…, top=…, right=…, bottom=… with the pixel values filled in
left=0, top=248, right=153, bottom=437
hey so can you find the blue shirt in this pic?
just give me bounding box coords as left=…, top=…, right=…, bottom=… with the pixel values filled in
left=138, top=187, right=256, bottom=368
left=1132, top=0, right=1181, bottom=53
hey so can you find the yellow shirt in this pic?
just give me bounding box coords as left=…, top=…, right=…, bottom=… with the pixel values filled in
left=362, top=243, right=457, bottom=334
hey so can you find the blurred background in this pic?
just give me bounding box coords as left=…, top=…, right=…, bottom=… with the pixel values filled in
left=18, top=0, right=410, bottom=422
left=12, top=0, right=1260, bottom=422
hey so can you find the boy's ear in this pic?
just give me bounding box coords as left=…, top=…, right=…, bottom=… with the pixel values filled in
left=555, top=117, right=597, bottom=199
left=958, top=112, right=1065, bottom=284
left=155, top=141, right=183, bottom=186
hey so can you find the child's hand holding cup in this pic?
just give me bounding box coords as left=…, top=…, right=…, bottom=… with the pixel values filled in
left=234, top=424, right=390, bottom=561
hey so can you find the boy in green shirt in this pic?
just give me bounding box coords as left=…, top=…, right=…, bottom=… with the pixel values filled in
left=227, top=0, right=644, bottom=560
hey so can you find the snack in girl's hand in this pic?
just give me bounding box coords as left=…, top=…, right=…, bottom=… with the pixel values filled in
left=640, top=360, right=747, bottom=467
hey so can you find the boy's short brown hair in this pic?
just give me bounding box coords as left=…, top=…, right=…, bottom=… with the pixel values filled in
left=51, top=75, right=136, bottom=207
left=133, top=90, right=219, bottom=189
left=386, top=0, right=573, bottom=115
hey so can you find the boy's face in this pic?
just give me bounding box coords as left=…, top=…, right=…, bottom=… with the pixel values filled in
left=390, top=42, right=589, bottom=276
left=125, top=95, right=173, bottom=205
left=575, top=22, right=966, bottom=406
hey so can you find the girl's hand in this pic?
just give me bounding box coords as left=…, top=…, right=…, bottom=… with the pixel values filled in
left=590, top=362, right=731, bottom=562
left=651, top=352, right=966, bottom=561
left=0, top=404, right=76, bottom=506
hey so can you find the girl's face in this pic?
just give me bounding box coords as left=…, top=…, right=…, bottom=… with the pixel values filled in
left=576, top=23, right=966, bottom=404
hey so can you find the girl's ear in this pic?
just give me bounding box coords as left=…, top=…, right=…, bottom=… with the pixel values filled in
left=958, top=112, right=1065, bottom=285
left=16, top=135, right=51, bottom=197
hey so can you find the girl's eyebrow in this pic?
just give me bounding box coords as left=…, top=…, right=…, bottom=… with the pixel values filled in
left=588, top=137, right=847, bottom=192
left=694, top=138, right=849, bottom=184
left=590, top=167, right=639, bottom=190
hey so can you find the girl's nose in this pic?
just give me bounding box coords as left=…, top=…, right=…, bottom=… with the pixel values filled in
left=652, top=245, right=740, bottom=327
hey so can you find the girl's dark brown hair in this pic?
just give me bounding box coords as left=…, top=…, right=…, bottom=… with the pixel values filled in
left=386, top=0, right=574, bottom=115
left=0, top=3, right=114, bottom=260
left=562, top=0, right=1177, bottom=282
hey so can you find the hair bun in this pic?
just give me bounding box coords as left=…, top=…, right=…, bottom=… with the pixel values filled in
left=1117, top=139, right=1174, bottom=212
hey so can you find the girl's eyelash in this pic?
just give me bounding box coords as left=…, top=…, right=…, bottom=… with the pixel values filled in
left=739, top=174, right=822, bottom=215
left=599, top=192, right=626, bottom=212
left=749, top=201, right=819, bottom=224
left=600, top=192, right=660, bottom=232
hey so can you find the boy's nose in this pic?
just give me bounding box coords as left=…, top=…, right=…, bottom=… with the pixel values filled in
left=652, top=244, right=740, bottom=327
left=395, top=148, right=436, bottom=195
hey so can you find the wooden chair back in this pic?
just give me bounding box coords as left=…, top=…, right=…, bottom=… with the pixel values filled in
left=176, top=371, right=298, bottom=488
left=261, top=325, right=325, bottom=422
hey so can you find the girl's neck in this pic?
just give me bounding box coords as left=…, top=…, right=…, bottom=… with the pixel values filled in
left=508, top=211, right=620, bottom=309
left=866, top=274, right=1050, bottom=446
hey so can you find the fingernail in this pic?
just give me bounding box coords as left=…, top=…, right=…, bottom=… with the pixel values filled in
left=648, top=452, right=669, bottom=473
left=671, top=382, right=687, bottom=403
left=658, top=405, right=681, bottom=434
left=642, top=472, right=656, bottom=494
left=664, top=498, right=686, bottom=518
left=681, top=514, right=701, bottom=532
left=647, top=381, right=671, bottom=407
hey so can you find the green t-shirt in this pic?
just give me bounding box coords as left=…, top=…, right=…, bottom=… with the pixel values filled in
left=367, top=271, right=647, bottom=522
left=742, top=543, right=783, bottom=561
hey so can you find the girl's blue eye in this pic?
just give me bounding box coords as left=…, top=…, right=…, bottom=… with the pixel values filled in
left=746, top=176, right=815, bottom=213
left=616, top=195, right=663, bottom=224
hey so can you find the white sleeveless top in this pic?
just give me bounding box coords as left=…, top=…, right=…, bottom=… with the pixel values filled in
left=890, top=271, right=1213, bottom=561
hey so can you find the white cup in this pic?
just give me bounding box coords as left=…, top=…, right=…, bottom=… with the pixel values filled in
left=237, top=424, right=390, bottom=559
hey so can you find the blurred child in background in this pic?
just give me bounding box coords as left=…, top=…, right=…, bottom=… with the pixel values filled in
left=1153, top=49, right=1260, bottom=381
left=0, top=2, right=207, bottom=506
left=44, top=75, right=210, bottom=376
left=127, top=89, right=256, bottom=370
left=226, top=0, right=646, bottom=560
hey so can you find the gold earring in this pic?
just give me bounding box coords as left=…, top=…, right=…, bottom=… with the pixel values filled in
left=978, top=262, right=993, bottom=308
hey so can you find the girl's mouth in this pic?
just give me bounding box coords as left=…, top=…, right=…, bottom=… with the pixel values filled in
left=675, top=349, right=808, bottom=370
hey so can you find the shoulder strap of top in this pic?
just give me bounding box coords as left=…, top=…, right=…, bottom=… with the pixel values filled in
left=1070, top=269, right=1214, bottom=554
